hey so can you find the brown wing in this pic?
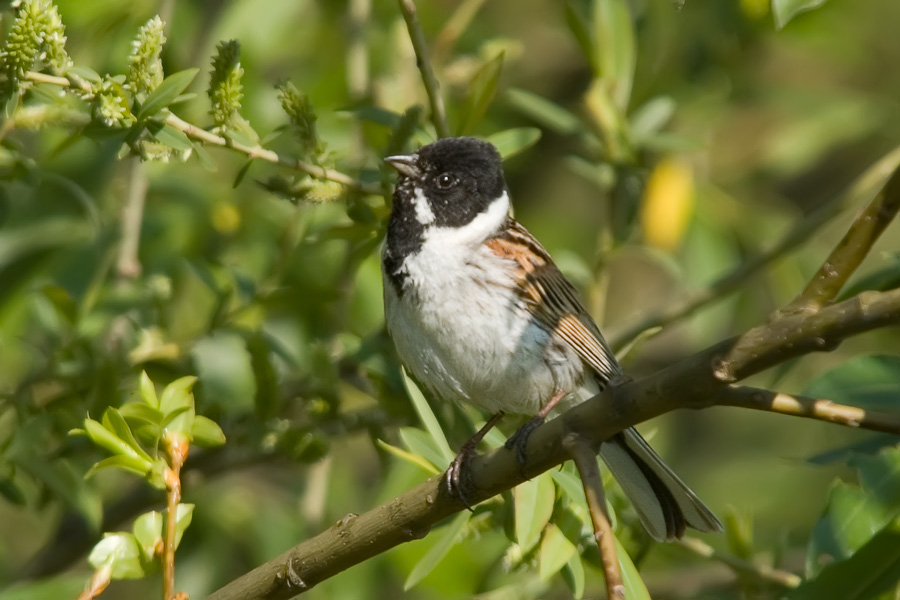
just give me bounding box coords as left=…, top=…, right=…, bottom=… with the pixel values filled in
left=486, top=219, right=621, bottom=385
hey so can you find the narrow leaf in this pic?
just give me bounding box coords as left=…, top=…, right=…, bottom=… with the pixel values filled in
left=456, top=52, right=505, bottom=136
left=190, top=415, right=226, bottom=447
left=772, top=0, right=828, bottom=30
left=159, top=375, right=197, bottom=416
left=139, top=371, right=159, bottom=408
left=487, top=128, right=542, bottom=159
left=401, top=369, right=454, bottom=463
left=137, top=68, right=199, bottom=120
left=85, top=455, right=153, bottom=479
left=515, top=472, right=556, bottom=553
left=399, top=427, right=448, bottom=473
left=102, top=408, right=152, bottom=462
left=376, top=439, right=441, bottom=475
left=404, top=511, right=471, bottom=589
left=538, top=523, right=577, bottom=580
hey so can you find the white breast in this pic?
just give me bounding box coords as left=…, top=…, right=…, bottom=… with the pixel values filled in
left=383, top=194, right=584, bottom=415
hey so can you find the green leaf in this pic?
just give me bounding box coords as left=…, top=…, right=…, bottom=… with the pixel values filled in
left=0, top=576, right=87, bottom=600
left=101, top=408, right=152, bottom=462
left=772, top=0, right=828, bottom=30
left=119, top=401, right=163, bottom=427
left=88, top=533, right=145, bottom=580
left=562, top=551, right=586, bottom=599
left=515, top=472, right=556, bottom=553
left=404, top=511, right=471, bottom=590
left=137, top=68, right=199, bottom=120
left=456, top=52, right=505, bottom=136
left=159, top=375, right=197, bottom=417
left=487, top=128, right=542, bottom=159
left=85, top=455, right=153, bottom=479
left=191, top=332, right=256, bottom=414
left=790, top=515, right=900, bottom=600
left=538, top=523, right=577, bottom=580
left=172, top=503, right=195, bottom=550
left=376, top=439, right=440, bottom=475
left=616, top=536, right=651, bottom=600
left=399, top=427, right=448, bottom=474
left=401, top=369, right=454, bottom=463
left=505, top=88, right=581, bottom=135
left=806, top=481, right=889, bottom=577
left=190, top=415, right=226, bottom=447
left=132, top=510, right=163, bottom=561
left=84, top=418, right=146, bottom=461
left=564, top=0, right=597, bottom=74
left=151, top=123, right=194, bottom=152
left=139, top=371, right=159, bottom=408
left=629, top=96, right=676, bottom=142
left=594, top=0, right=636, bottom=109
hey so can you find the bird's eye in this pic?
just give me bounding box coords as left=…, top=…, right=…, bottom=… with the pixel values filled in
left=435, top=173, right=457, bottom=189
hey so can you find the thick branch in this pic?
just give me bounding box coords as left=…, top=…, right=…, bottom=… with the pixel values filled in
left=397, top=0, right=450, bottom=138
left=207, top=287, right=900, bottom=600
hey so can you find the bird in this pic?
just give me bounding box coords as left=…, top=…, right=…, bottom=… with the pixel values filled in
left=381, top=136, right=722, bottom=541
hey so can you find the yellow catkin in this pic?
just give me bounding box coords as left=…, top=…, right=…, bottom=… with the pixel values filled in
left=640, top=157, right=695, bottom=252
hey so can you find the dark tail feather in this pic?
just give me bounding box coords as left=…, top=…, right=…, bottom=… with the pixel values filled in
left=600, top=428, right=722, bottom=542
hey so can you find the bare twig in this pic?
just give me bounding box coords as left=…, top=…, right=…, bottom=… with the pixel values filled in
left=716, top=386, right=900, bottom=434
left=206, top=286, right=900, bottom=600
left=677, top=536, right=801, bottom=589
left=22, top=71, right=379, bottom=194
left=565, top=434, right=625, bottom=600
left=610, top=144, right=900, bottom=350
left=396, top=0, right=450, bottom=138
left=116, top=158, right=148, bottom=279
left=787, top=162, right=900, bottom=310
left=163, top=437, right=188, bottom=600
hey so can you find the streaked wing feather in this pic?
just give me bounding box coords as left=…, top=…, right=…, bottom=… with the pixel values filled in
left=486, top=219, right=620, bottom=384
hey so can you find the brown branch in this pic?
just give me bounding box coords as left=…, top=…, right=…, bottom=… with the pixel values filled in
left=787, top=160, right=900, bottom=310
left=397, top=0, right=450, bottom=138
left=716, top=386, right=900, bottom=434
left=206, top=286, right=900, bottom=600
left=610, top=144, right=900, bottom=350
left=565, top=434, right=625, bottom=600
left=164, top=437, right=188, bottom=600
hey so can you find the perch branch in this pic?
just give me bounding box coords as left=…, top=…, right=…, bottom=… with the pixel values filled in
left=397, top=0, right=450, bottom=138
left=206, top=287, right=900, bottom=600
left=566, top=434, right=625, bottom=600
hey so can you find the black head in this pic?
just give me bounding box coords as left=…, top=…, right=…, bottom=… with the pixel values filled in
left=386, top=137, right=506, bottom=229
left=382, top=137, right=509, bottom=289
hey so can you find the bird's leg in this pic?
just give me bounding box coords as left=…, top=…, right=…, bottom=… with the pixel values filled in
left=505, top=389, right=566, bottom=466
left=446, top=411, right=505, bottom=510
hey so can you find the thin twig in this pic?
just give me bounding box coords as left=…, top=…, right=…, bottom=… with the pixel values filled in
left=22, top=71, right=379, bottom=194
left=676, top=536, right=801, bottom=589
left=787, top=162, right=900, bottom=310
left=565, top=434, right=625, bottom=600
left=396, top=0, right=450, bottom=138
left=163, top=437, right=188, bottom=600
left=716, top=386, right=900, bottom=434
left=116, top=157, right=148, bottom=279
left=610, top=144, right=900, bottom=350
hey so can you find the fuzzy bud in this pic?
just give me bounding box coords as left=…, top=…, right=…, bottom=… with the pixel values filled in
left=127, top=16, right=166, bottom=96
left=208, top=40, right=244, bottom=132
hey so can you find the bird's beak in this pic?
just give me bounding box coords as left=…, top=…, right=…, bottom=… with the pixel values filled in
left=385, top=154, right=421, bottom=178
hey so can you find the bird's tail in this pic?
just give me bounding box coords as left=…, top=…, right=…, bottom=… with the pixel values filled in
left=599, top=427, right=722, bottom=542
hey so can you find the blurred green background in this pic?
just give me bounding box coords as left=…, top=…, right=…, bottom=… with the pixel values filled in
left=1, top=0, right=899, bottom=598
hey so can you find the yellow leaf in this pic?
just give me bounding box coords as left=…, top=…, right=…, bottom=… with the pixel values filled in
left=640, top=157, right=694, bottom=251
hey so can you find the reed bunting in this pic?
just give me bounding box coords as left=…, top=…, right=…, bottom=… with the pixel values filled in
left=382, top=136, right=721, bottom=541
